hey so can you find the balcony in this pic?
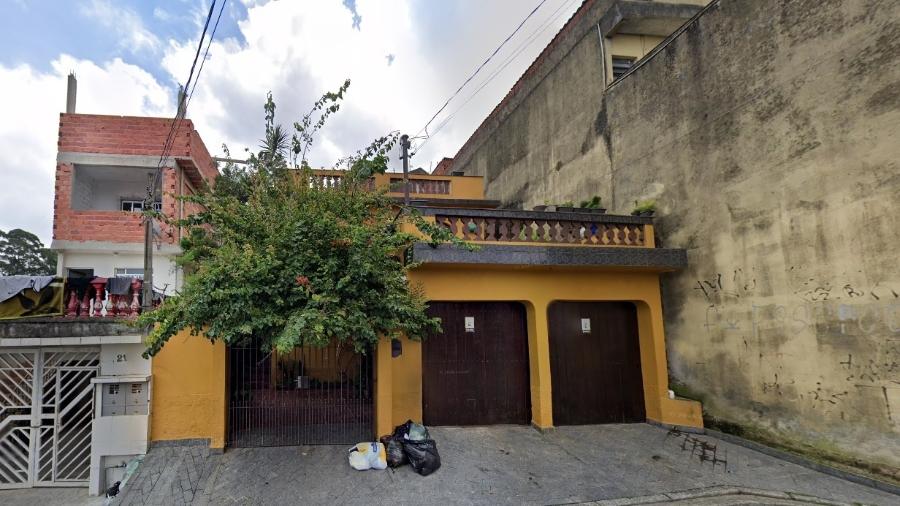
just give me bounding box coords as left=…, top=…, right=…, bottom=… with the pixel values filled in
left=55, top=163, right=177, bottom=245
left=310, top=169, right=494, bottom=207
left=0, top=276, right=150, bottom=321
left=426, top=208, right=654, bottom=247
left=410, top=207, right=686, bottom=271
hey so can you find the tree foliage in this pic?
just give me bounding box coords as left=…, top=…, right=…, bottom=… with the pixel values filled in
left=0, top=229, right=57, bottom=276
left=137, top=82, right=466, bottom=357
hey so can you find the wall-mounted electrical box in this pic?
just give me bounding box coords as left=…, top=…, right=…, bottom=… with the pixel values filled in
left=95, top=376, right=150, bottom=417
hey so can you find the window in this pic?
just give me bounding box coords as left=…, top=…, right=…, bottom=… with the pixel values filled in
left=66, top=268, right=94, bottom=279
left=114, top=267, right=144, bottom=278
left=611, top=56, right=636, bottom=80
left=121, top=200, right=162, bottom=212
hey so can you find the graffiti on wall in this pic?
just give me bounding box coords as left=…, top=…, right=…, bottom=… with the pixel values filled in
left=690, top=267, right=899, bottom=424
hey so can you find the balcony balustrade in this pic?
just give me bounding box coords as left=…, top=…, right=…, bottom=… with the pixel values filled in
left=419, top=208, right=655, bottom=248
left=63, top=277, right=152, bottom=319
left=309, top=170, right=456, bottom=197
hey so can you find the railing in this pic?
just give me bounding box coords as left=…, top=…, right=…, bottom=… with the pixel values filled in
left=63, top=277, right=150, bottom=318
left=310, top=172, right=346, bottom=188
left=389, top=178, right=450, bottom=195
left=424, top=208, right=654, bottom=247
left=309, top=170, right=458, bottom=197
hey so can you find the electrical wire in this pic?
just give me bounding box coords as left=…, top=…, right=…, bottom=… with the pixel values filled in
left=432, top=0, right=578, bottom=137
left=412, top=0, right=579, bottom=157
left=410, top=0, right=551, bottom=143
left=148, top=0, right=220, bottom=199
left=186, top=0, right=227, bottom=112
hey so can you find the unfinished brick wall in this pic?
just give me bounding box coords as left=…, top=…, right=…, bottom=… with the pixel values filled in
left=53, top=164, right=177, bottom=244
left=54, top=114, right=217, bottom=244
left=58, top=114, right=194, bottom=157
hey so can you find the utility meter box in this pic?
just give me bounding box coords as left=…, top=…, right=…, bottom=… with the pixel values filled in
left=101, top=383, right=125, bottom=416
left=96, top=377, right=150, bottom=417
left=125, top=382, right=149, bottom=415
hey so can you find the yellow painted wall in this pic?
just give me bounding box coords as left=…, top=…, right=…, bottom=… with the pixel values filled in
left=605, top=34, right=665, bottom=82
left=375, top=335, right=424, bottom=436
left=312, top=169, right=486, bottom=201
left=151, top=264, right=699, bottom=443
left=377, top=264, right=702, bottom=434
left=373, top=173, right=486, bottom=200
left=150, top=331, right=227, bottom=448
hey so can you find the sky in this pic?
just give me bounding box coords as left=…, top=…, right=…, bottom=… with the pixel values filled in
left=0, top=0, right=582, bottom=245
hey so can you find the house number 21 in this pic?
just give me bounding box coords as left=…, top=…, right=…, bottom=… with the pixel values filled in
left=116, top=354, right=127, bottom=362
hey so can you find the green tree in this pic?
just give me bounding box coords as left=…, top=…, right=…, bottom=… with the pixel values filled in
left=137, top=82, right=465, bottom=357
left=0, top=228, right=57, bottom=276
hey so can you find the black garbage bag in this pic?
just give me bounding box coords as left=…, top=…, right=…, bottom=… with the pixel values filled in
left=402, top=439, right=441, bottom=476
left=393, top=419, right=429, bottom=441
left=392, top=420, right=412, bottom=440
left=380, top=435, right=408, bottom=468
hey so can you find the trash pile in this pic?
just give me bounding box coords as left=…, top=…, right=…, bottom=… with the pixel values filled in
left=348, top=420, right=441, bottom=476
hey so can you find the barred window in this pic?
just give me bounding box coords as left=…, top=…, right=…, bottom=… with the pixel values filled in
left=612, top=56, right=636, bottom=80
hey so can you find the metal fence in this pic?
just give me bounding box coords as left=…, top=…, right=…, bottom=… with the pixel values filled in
left=227, top=340, right=373, bottom=447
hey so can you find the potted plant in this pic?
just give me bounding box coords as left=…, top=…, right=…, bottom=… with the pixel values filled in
left=631, top=199, right=657, bottom=217
left=578, top=195, right=607, bottom=214
left=557, top=201, right=575, bottom=212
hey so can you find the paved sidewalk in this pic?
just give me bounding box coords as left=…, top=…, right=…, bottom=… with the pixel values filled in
left=106, top=424, right=897, bottom=505
left=0, top=487, right=103, bottom=506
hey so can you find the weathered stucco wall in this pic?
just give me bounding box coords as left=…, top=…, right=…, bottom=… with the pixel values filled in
left=455, top=0, right=900, bottom=470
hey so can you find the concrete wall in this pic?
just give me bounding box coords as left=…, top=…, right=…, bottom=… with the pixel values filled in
left=454, top=0, right=900, bottom=469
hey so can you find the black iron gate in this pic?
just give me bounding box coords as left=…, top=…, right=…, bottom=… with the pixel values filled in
left=227, top=340, right=374, bottom=447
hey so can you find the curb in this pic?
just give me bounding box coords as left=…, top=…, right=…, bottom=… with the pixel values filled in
left=562, top=485, right=855, bottom=505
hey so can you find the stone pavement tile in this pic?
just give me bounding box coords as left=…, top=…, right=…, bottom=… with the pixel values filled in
left=0, top=488, right=104, bottom=506
left=114, top=424, right=899, bottom=505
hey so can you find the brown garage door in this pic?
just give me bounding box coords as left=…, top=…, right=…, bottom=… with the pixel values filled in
left=549, top=301, right=645, bottom=425
left=423, top=301, right=530, bottom=425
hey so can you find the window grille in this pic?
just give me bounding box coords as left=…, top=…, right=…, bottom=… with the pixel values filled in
left=612, top=56, right=636, bottom=80
left=121, top=200, right=162, bottom=212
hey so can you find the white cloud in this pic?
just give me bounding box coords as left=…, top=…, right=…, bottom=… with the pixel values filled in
left=0, top=0, right=579, bottom=243
left=153, top=7, right=173, bottom=22
left=81, top=0, right=160, bottom=53
left=0, top=55, right=172, bottom=243
left=163, top=0, right=577, bottom=172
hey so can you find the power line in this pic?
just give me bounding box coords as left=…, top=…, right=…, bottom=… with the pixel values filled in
left=143, top=0, right=223, bottom=307
left=186, top=0, right=227, bottom=112
left=410, top=0, right=550, bottom=142
left=149, top=0, right=220, bottom=195
left=413, top=0, right=578, bottom=156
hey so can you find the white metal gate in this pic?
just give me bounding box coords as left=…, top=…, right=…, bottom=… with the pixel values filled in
left=0, top=348, right=99, bottom=489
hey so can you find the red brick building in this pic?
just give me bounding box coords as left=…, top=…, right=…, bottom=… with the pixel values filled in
left=53, top=112, right=217, bottom=290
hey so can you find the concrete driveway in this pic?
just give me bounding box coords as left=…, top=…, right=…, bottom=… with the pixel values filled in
left=8, top=424, right=895, bottom=505
left=191, top=424, right=896, bottom=505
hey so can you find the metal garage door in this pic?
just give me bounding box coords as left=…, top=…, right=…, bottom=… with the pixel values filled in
left=423, top=301, right=530, bottom=426
left=548, top=302, right=645, bottom=425
left=0, top=348, right=100, bottom=489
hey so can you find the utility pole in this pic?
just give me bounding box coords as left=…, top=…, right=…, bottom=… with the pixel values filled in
left=142, top=87, right=185, bottom=314
left=400, top=134, right=411, bottom=206
left=142, top=172, right=154, bottom=314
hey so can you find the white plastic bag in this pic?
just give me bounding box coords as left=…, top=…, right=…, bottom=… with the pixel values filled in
left=348, top=442, right=387, bottom=471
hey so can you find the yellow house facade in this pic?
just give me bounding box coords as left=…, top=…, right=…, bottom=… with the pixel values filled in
left=149, top=172, right=701, bottom=451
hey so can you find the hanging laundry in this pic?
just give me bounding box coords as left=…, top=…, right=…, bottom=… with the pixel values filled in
left=0, top=275, right=55, bottom=303
left=107, top=277, right=134, bottom=296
